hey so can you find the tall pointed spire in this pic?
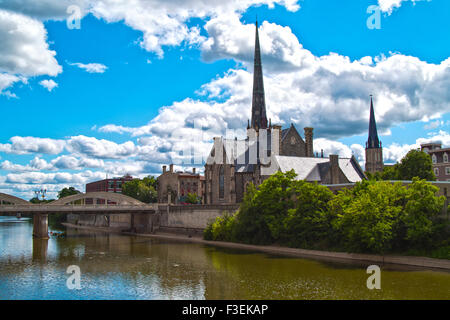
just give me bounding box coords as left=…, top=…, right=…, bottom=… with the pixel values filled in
left=367, top=96, right=381, bottom=149
left=251, top=19, right=268, bottom=131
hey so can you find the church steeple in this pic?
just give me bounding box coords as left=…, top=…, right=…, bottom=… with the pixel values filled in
left=251, top=19, right=268, bottom=131
left=365, top=96, right=384, bottom=174
left=367, top=95, right=381, bottom=149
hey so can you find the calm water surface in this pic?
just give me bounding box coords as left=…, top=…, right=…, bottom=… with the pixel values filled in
left=0, top=216, right=449, bottom=300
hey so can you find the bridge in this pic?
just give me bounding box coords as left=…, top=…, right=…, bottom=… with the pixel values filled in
left=0, top=192, right=158, bottom=238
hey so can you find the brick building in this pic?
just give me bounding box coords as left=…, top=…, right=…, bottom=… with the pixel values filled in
left=157, top=164, right=205, bottom=204
left=421, top=143, right=450, bottom=181
left=86, top=175, right=134, bottom=193
left=85, top=175, right=134, bottom=204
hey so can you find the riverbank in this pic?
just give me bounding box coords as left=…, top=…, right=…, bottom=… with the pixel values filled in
left=62, top=223, right=450, bottom=271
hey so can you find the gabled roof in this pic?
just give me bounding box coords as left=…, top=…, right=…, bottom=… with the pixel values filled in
left=281, top=123, right=303, bottom=142
left=261, top=155, right=365, bottom=183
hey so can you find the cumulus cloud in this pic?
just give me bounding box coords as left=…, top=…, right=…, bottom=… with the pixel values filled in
left=0, top=137, right=66, bottom=155
left=0, top=10, right=62, bottom=76
left=87, top=0, right=300, bottom=57
left=66, top=135, right=137, bottom=159
left=39, top=79, right=58, bottom=91
left=0, top=9, right=62, bottom=95
left=69, top=62, right=108, bottom=73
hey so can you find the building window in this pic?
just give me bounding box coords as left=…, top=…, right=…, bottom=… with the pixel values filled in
left=434, top=168, right=439, bottom=176
left=446, top=167, right=450, bottom=175
left=444, top=153, right=449, bottom=163
left=432, top=154, right=437, bottom=164
left=219, top=166, right=224, bottom=199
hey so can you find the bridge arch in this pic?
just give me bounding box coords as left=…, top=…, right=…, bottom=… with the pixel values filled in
left=0, top=193, right=31, bottom=205
left=50, top=192, right=146, bottom=206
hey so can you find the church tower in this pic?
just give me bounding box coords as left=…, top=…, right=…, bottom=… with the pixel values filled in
left=250, top=20, right=268, bottom=132
left=365, top=96, right=384, bottom=174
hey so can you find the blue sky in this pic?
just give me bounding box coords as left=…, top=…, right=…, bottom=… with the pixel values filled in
left=0, top=0, right=449, bottom=199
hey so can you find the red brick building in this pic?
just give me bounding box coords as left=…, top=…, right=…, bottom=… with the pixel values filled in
left=421, top=143, right=450, bottom=181
left=86, top=175, right=134, bottom=193
left=85, top=175, right=134, bottom=204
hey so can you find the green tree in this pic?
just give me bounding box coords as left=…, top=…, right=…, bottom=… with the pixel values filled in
left=122, top=176, right=157, bottom=203
left=185, top=193, right=200, bottom=204
left=401, top=178, right=445, bottom=248
left=380, top=164, right=400, bottom=180
left=374, top=150, right=435, bottom=181
left=283, top=181, right=335, bottom=248
left=58, top=187, right=81, bottom=199
left=334, top=181, right=407, bottom=253
left=397, top=149, right=435, bottom=181
left=29, top=197, right=54, bottom=204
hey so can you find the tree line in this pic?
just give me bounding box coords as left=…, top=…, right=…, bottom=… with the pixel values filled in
left=204, top=171, right=449, bottom=257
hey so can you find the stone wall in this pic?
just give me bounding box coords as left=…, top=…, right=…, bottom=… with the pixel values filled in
left=67, top=213, right=132, bottom=230
left=159, top=204, right=239, bottom=231
left=66, top=204, right=240, bottom=235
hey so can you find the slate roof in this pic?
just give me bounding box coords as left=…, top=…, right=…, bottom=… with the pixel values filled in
left=261, top=155, right=365, bottom=183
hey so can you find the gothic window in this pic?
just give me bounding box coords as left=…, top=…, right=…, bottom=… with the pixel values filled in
left=444, top=153, right=448, bottom=163
left=290, top=136, right=296, bottom=145
left=434, top=168, right=439, bottom=176
left=432, top=154, right=437, bottom=164
left=219, top=166, right=225, bottom=199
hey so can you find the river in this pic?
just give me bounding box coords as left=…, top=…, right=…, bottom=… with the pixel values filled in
left=0, top=216, right=449, bottom=300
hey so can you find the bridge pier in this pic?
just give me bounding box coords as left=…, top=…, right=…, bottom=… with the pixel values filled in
left=33, top=213, right=49, bottom=239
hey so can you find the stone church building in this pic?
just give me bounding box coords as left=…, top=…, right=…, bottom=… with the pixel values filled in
left=203, top=21, right=366, bottom=205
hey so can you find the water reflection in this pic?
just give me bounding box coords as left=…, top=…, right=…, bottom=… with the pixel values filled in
left=0, top=216, right=449, bottom=300
left=32, top=239, right=48, bottom=263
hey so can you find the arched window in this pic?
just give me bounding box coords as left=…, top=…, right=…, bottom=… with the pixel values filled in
left=432, top=154, right=437, bottom=164
left=444, top=153, right=448, bottom=163
left=219, top=166, right=224, bottom=199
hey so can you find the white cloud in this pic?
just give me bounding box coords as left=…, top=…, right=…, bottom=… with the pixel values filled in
left=378, top=0, right=431, bottom=15
left=66, top=135, right=137, bottom=159
left=0, top=9, right=62, bottom=77
left=0, top=136, right=66, bottom=155
left=0, top=0, right=90, bottom=21
left=87, top=0, right=300, bottom=58
left=0, top=9, right=62, bottom=94
left=69, top=62, right=108, bottom=73
left=39, top=79, right=58, bottom=91
left=0, top=73, right=24, bottom=96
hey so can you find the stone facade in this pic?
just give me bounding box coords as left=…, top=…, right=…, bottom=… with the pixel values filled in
left=157, top=164, right=205, bottom=204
